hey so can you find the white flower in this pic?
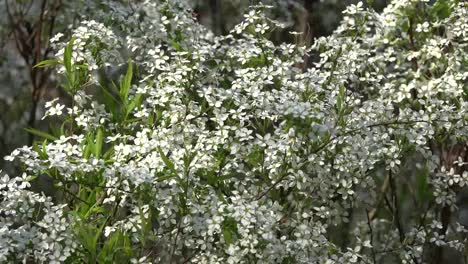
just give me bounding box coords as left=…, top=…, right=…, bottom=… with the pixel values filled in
left=49, top=103, right=65, bottom=116
left=50, top=33, right=64, bottom=43
left=255, top=23, right=269, bottom=34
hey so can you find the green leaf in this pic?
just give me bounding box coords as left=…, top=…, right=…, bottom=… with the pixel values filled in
left=75, top=222, right=99, bottom=261
left=94, top=127, right=104, bottom=158
left=243, top=54, right=266, bottom=68
left=34, top=148, right=46, bottom=160
left=75, top=64, right=89, bottom=70
left=147, top=112, right=155, bottom=126
left=64, top=37, right=75, bottom=74
left=223, top=228, right=233, bottom=244
left=430, top=0, right=454, bottom=19
left=40, top=140, right=49, bottom=160
left=25, top=175, right=39, bottom=182
left=84, top=204, right=105, bottom=219
left=98, top=231, right=121, bottom=262
left=337, top=85, right=345, bottom=113
left=416, top=166, right=432, bottom=204
left=33, top=59, right=59, bottom=68
left=24, top=128, right=58, bottom=141
left=169, top=38, right=182, bottom=51
left=157, top=146, right=177, bottom=175
left=32, top=141, right=48, bottom=159
left=120, top=60, right=133, bottom=101
left=197, top=169, right=218, bottom=186
left=83, top=131, right=95, bottom=159
left=111, top=80, right=119, bottom=95
left=222, top=217, right=239, bottom=245
left=98, top=230, right=133, bottom=262
left=155, top=174, right=176, bottom=182
left=127, top=94, right=143, bottom=115
left=93, top=216, right=109, bottom=248
left=100, top=84, right=119, bottom=118
left=138, top=206, right=152, bottom=236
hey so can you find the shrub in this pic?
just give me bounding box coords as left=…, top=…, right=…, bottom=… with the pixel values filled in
left=2, top=0, right=467, bottom=263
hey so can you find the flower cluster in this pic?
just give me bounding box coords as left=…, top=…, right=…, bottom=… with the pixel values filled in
left=0, top=172, right=77, bottom=263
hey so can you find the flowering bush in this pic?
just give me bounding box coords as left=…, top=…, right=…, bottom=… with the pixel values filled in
left=2, top=0, right=468, bottom=263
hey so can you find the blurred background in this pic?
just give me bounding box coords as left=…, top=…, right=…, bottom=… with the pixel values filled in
left=0, top=0, right=389, bottom=173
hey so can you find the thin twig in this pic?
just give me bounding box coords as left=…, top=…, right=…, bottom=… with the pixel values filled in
left=365, top=208, right=377, bottom=264
left=389, top=170, right=404, bottom=243
left=256, top=118, right=451, bottom=201
left=368, top=173, right=390, bottom=221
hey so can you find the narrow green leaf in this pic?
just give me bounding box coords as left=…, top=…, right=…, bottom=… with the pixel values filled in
left=99, top=230, right=121, bottom=261
left=169, top=38, right=182, bottom=51
left=223, top=228, right=233, bottom=244
left=33, top=59, right=59, bottom=69
left=120, top=60, right=133, bottom=101
left=33, top=142, right=48, bottom=159
left=24, top=128, right=58, bottom=141
left=416, top=166, right=432, bottom=204
left=337, top=85, right=345, bottom=113
left=25, top=175, right=39, bottom=182
left=430, top=0, right=454, bottom=19
left=99, top=84, right=119, bottom=120
left=111, top=80, right=119, bottom=95
left=75, top=64, right=89, bottom=70
left=84, top=204, right=105, bottom=219
left=93, top=216, right=109, bottom=246
left=157, top=146, right=177, bottom=175
left=222, top=217, right=239, bottom=245
left=155, top=174, right=176, bottom=182
left=94, top=127, right=104, bottom=158
left=83, top=131, right=95, bottom=159
left=127, top=94, right=142, bottom=115
left=138, top=206, right=152, bottom=235
left=100, top=84, right=119, bottom=103
left=41, top=140, right=49, bottom=159
left=64, top=37, right=75, bottom=74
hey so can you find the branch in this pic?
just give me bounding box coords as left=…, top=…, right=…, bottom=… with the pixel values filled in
left=256, top=118, right=453, bottom=201
left=365, top=208, right=377, bottom=264
left=367, top=173, right=390, bottom=221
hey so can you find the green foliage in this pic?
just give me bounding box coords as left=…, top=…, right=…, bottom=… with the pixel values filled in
left=24, top=127, right=58, bottom=141
left=416, top=165, right=433, bottom=205
left=222, top=217, right=239, bottom=245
